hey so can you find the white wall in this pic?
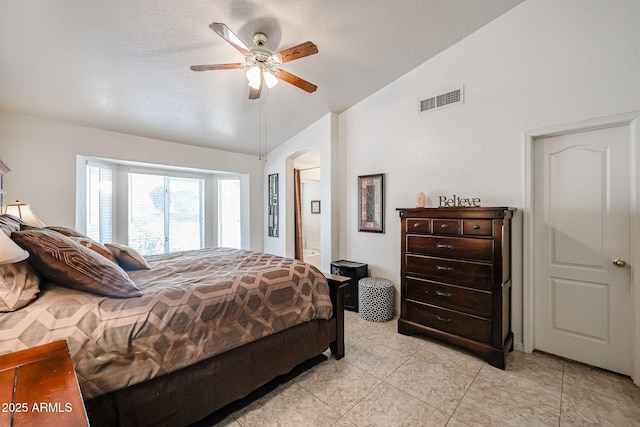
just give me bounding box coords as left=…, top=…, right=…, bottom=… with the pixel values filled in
left=264, top=113, right=339, bottom=272
left=338, top=0, right=640, bottom=348
left=0, top=112, right=264, bottom=251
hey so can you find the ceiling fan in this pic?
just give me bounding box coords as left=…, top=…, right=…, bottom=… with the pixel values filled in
left=191, top=22, right=318, bottom=100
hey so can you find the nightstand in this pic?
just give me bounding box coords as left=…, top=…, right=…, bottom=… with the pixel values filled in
left=330, top=260, right=368, bottom=311
left=0, top=340, right=89, bottom=426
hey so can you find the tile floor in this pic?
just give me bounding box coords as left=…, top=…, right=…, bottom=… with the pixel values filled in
left=214, top=311, right=640, bottom=426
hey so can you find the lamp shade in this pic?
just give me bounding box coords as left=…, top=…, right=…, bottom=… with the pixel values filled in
left=0, top=232, right=28, bottom=265
left=263, top=70, right=278, bottom=89
left=245, top=66, right=261, bottom=88
left=3, top=201, right=45, bottom=227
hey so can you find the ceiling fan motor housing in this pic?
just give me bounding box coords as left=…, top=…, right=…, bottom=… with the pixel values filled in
left=253, top=32, right=268, bottom=47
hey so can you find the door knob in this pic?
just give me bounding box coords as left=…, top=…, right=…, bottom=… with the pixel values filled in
left=613, top=259, right=627, bottom=267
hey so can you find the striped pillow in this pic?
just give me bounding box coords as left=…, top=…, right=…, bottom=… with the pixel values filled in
left=11, top=229, right=141, bottom=298
left=0, top=261, right=41, bottom=312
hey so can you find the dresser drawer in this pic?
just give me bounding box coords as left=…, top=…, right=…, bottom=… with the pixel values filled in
left=432, top=219, right=460, bottom=235
left=406, top=218, right=431, bottom=234
left=405, top=277, right=492, bottom=318
left=463, top=219, right=493, bottom=236
left=406, top=301, right=492, bottom=343
left=405, top=254, right=493, bottom=291
left=406, top=235, right=493, bottom=261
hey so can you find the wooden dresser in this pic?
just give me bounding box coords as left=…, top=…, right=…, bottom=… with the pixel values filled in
left=397, top=207, right=514, bottom=369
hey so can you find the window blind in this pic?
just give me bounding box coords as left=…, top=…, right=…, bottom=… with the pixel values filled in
left=86, top=162, right=113, bottom=243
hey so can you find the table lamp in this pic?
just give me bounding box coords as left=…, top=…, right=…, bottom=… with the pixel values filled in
left=3, top=200, right=45, bottom=227
left=0, top=232, right=28, bottom=265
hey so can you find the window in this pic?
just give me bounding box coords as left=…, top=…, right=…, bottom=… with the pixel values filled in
left=218, top=178, right=241, bottom=248
left=86, top=162, right=113, bottom=243
left=80, top=157, right=248, bottom=254
left=128, top=172, right=204, bottom=255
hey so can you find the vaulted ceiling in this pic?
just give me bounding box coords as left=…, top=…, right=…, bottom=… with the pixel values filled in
left=0, top=0, right=524, bottom=156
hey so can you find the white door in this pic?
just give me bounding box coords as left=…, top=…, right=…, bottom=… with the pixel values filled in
left=534, top=124, right=631, bottom=375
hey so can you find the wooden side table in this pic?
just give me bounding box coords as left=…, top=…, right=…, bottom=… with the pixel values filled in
left=0, top=340, right=89, bottom=426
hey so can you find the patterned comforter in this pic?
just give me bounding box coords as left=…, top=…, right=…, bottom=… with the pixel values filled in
left=0, top=248, right=333, bottom=399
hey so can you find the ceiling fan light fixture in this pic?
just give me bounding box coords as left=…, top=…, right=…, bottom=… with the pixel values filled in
left=263, top=70, right=278, bottom=88
left=246, top=65, right=261, bottom=89
left=246, top=65, right=260, bottom=81
left=248, top=75, right=261, bottom=89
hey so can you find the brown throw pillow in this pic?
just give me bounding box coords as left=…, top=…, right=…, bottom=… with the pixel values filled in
left=105, top=243, right=151, bottom=271
left=71, top=237, right=118, bottom=264
left=11, top=229, right=141, bottom=298
left=44, top=225, right=89, bottom=239
left=0, top=260, right=41, bottom=312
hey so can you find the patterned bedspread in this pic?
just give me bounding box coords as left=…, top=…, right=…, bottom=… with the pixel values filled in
left=0, top=248, right=332, bottom=399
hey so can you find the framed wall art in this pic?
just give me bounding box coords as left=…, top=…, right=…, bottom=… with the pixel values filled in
left=358, top=173, right=384, bottom=233
left=268, top=173, right=279, bottom=237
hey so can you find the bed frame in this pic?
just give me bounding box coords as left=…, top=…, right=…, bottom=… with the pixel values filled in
left=84, top=275, right=346, bottom=427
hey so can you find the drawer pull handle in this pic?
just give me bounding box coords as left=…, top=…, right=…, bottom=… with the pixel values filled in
left=436, top=243, right=453, bottom=249
left=413, top=223, right=420, bottom=228
left=440, top=224, right=449, bottom=229
left=473, top=224, right=481, bottom=229
left=435, top=290, right=453, bottom=297
left=437, top=315, right=452, bottom=322
left=436, top=265, right=454, bottom=271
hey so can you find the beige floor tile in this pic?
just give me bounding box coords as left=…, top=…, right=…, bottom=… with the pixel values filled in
left=507, top=350, right=563, bottom=372
left=294, top=357, right=382, bottom=414
left=445, top=417, right=472, bottom=427
left=386, top=356, right=475, bottom=415
left=345, top=336, right=411, bottom=380
left=233, top=382, right=341, bottom=427
left=344, top=311, right=380, bottom=346
left=331, top=416, right=359, bottom=426
left=453, top=385, right=560, bottom=427
left=560, top=388, right=640, bottom=427
left=561, top=362, right=640, bottom=426
left=472, top=363, right=562, bottom=414
left=410, top=340, right=483, bottom=379
left=343, top=382, right=450, bottom=427
left=563, top=361, right=640, bottom=403
left=210, top=312, right=640, bottom=426
left=366, top=324, right=426, bottom=356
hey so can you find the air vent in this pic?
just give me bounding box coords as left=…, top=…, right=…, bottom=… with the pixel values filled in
left=420, top=86, right=464, bottom=113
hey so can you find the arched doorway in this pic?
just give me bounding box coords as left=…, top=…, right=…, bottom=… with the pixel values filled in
left=292, top=150, right=321, bottom=270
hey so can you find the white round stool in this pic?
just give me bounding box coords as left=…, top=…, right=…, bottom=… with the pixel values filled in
left=358, top=277, right=394, bottom=322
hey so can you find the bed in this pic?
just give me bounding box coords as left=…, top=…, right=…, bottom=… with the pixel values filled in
left=0, top=219, right=344, bottom=426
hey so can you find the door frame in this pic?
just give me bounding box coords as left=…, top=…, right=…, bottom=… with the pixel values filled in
left=523, top=111, right=640, bottom=385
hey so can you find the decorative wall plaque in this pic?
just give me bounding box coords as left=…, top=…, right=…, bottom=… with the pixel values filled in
left=438, top=194, right=481, bottom=207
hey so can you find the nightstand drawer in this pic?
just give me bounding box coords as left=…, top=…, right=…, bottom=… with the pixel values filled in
left=405, top=277, right=492, bottom=318
left=406, top=235, right=493, bottom=261
left=406, top=301, right=492, bottom=344
left=405, top=254, right=493, bottom=290
left=432, top=219, right=460, bottom=235
left=463, top=219, right=493, bottom=236
left=406, top=218, right=431, bottom=234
